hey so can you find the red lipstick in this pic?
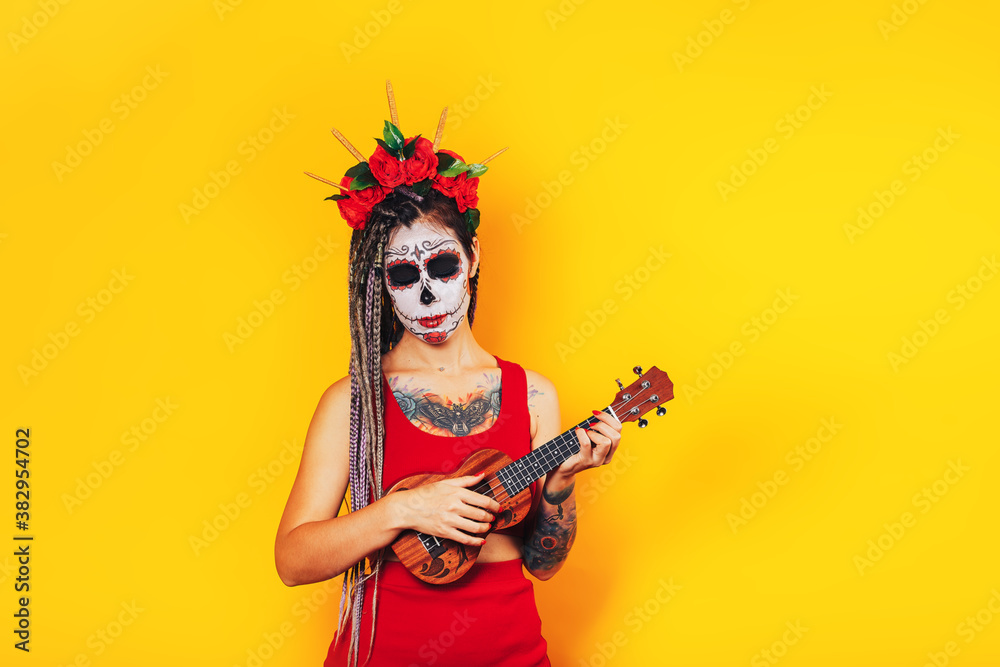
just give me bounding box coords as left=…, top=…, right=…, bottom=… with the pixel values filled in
left=418, top=314, right=446, bottom=327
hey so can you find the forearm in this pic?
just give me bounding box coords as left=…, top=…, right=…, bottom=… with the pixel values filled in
left=522, top=473, right=577, bottom=580
left=276, top=495, right=403, bottom=587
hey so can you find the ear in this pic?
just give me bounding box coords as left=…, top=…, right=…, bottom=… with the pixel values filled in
left=470, top=237, right=481, bottom=278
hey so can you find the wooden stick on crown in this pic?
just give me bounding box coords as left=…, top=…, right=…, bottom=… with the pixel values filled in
left=307, top=81, right=509, bottom=192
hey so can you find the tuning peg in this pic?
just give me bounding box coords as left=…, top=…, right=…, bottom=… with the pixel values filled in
left=615, top=378, right=624, bottom=391
left=638, top=418, right=649, bottom=428
left=633, top=366, right=643, bottom=376
left=656, top=405, right=666, bottom=416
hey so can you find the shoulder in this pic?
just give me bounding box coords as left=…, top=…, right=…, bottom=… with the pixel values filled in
left=317, top=374, right=352, bottom=419
left=523, top=367, right=558, bottom=410
left=521, top=367, right=560, bottom=442
left=306, top=374, right=357, bottom=453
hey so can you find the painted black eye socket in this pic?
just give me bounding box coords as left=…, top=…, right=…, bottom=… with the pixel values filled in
left=427, top=254, right=460, bottom=279
left=387, top=263, right=419, bottom=286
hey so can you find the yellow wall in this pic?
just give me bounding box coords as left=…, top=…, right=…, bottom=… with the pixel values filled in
left=3, top=0, right=998, bottom=665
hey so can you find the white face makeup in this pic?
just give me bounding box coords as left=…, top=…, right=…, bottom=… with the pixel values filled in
left=383, top=220, right=473, bottom=345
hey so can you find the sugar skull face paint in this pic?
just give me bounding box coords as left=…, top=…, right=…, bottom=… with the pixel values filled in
left=384, top=220, right=473, bottom=345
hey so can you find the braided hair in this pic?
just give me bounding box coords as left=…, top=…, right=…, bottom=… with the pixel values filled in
left=335, top=187, right=480, bottom=667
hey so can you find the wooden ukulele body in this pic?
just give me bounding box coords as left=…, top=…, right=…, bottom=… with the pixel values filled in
left=377, top=364, right=673, bottom=584
left=385, top=447, right=534, bottom=584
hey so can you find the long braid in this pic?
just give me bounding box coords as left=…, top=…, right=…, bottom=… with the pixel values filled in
left=333, top=191, right=480, bottom=667
left=337, top=219, right=391, bottom=667
left=362, top=242, right=388, bottom=666
left=337, top=226, right=378, bottom=667
left=468, top=262, right=480, bottom=326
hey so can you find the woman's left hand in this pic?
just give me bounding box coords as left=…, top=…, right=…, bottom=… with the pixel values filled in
left=552, top=409, right=624, bottom=479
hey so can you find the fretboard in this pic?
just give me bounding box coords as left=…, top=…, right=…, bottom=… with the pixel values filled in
left=493, top=405, right=616, bottom=497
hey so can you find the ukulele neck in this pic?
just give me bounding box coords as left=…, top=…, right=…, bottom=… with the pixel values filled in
left=494, top=405, right=618, bottom=495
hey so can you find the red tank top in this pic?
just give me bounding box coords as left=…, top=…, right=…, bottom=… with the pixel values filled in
left=375, top=354, right=541, bottom=539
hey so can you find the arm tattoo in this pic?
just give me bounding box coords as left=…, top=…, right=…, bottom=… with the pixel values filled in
left=522, top=480, right=577, bottom=575
left=387, top=371, right=502, bottom=437
left=526, top=383, right=544, bottom=411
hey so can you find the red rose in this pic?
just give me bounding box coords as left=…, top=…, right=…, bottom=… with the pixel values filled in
left=402, top=137, right=438, bottom=185
left=336, top=196, right=369, bottom=230
left=368, top=145, right=405, bottom=187
left=454, top=177, right=479, bottom=213
left=341, top=175, right=388, bottom=208
left=431, top=149, right=468, bottom=197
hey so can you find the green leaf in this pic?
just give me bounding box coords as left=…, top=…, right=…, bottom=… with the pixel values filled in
left=401, top=134, right=421, bottom=160
left=350, top=171, right=377, bottom=190
left=344, top=162, right=371, bottom=179
left=438, top=155, right=469, bottom=177
left=436, top=152, right=458, bottom=171
left=383, top=120, right=404, bottom=152
left=466, top=163, right=488, bottom=178
left=374, top=137, right=402, bottom=160
left=325, top=194, right=348, bottom=201
left=411, top=178, right=433, bottom=196
left=465, top=208, right=480, bottom=233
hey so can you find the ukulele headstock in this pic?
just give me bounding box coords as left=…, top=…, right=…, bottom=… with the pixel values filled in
left=611, top=365, right=673, bottom=428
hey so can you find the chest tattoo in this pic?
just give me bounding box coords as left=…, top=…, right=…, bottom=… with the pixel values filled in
left=388, top=371, right=503, bottom=437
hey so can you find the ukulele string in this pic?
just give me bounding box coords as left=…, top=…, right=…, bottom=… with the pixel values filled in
left=467, top=393, right=653, bottom=496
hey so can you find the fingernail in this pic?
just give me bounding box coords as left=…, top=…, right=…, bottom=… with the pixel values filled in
left=592, top=409, right=603, bottom=416
left=480, top=538, right=487, bottom=545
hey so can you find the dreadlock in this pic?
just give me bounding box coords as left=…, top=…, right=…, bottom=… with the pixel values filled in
left=334, top=187, right=481, bottom=667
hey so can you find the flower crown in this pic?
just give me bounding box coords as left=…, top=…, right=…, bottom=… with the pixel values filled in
left=306, top=80, right=507, bottom=234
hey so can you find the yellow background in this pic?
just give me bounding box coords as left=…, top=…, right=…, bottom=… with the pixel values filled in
left=3, top=0, right=998, bottom=665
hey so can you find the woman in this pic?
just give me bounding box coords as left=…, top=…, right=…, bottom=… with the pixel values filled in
left=274, top=85, right=623, bottom=667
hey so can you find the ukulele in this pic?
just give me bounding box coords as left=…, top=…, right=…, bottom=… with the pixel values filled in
left=384, top=365, right=673, bottom=584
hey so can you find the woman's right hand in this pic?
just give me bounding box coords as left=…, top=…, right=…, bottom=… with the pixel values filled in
left=389, top=473, right=503, bottom=547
